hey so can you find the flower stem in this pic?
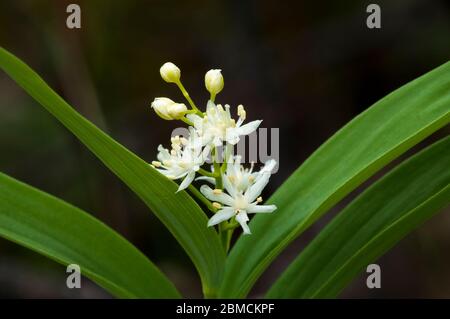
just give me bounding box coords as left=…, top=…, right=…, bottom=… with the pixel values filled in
left=221, top=143, right=232, bottom=173
left=176, top=81, right=202, bottom=115
left=222, top=220, right=239, bottom=231
left=214, top=162, right=222, bottom=188
left=213, top=147, right=223, bottom=189
left=219, top=223, right=231, bottom=253
left=187, top=184, right=217, bottom=213
left=221, top=219, right=239, bottom=253
left=198, top=168, right=215, bottom=177
left=180, top=116, right=193, bottom=126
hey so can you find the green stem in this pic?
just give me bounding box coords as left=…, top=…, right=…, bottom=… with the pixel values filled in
left=219, top=223, right=231, bottom=253
left=213, top=147, right=223, bottom=188
left=198, top=168, right=215, bottom=177
left=222, top=219, right=239, bottom=253
left=222, top=220, right=239, bottom=231
left=211, top=147, right=229, bottom=252
left=180, top=116, right=193, bottom=126
left=176, top=81, right=202, bottom=115
left=214, top=162, right=222, bottom=188
left=187, top=184, right=217, bottom=213
left=221, top=143, right=232, bottom=173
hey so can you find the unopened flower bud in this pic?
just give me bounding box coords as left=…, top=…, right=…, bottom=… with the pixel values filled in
left=168, top=103, right=188, bottom=119
left=160, top=62, right=181, bottom=83
left=205, top=69, right=224, bottom=96
left=151, top=97, right=187, bottom=120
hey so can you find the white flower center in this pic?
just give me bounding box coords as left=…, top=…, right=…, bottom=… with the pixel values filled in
left=233, top=194, right=249, bottom=211
left=211, top=123, right=227, bottom=138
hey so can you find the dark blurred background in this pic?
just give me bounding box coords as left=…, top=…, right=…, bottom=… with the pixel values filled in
left=0, top=0, right=449, bottom=298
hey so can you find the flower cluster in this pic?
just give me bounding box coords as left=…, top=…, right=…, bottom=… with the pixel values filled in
left=150, top=62, right=277, bottom=235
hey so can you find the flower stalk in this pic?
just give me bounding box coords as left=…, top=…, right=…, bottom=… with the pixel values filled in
left=175, top=80, right=202, bottom=115
left=187, top=184, right=217, bottom=213
left=150, top=62, right=277, bottom=249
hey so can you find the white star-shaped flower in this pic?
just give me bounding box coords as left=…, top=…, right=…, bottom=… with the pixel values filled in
left=152, top=128, right=210, bottom=191
left=187, top=101, right=261, bottom=147
left=197, top=156, right=276, bottom=190
left=200, top=159, right=277, bottom=234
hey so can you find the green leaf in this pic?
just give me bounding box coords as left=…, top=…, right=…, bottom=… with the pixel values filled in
left=221, top=61, right=450, bottom=297
left=0, top=46, right=225, bottom=296
left=0, top=171, right=180, bottom=298
left=267, top=136, right=450, bottom=298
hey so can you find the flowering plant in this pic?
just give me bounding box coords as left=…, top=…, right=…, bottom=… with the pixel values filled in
left=0, top=47, right=449, bottom=298
left=150, top=62, right=276, bottom=241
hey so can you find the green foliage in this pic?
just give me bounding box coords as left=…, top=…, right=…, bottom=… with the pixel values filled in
left=267, top=137, right=450, bottom=298
left=0, top=46, right=225, bottom=297
left=0, top=172, right=180, bottom=298
left=0, top=46, right=448, bottom=298
left=220, top=61, right=450, bottom=298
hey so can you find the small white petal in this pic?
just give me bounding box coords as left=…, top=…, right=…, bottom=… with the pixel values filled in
left=235, top=211, right=251, bottom=235
left=201, top=144, right=211, bottom=160
left=248, top=204, right=277, bottom=214
left=186, top=114, right=203, bottom=128
left=222, top=171, right=238, bottom=197
left=260, top=159, right=277, bottom=174
left=195, top=176, right=216, bottom=185
left=201, top=133, right=214, bottom=147
left=206, top=100, right=216, bottom=114
left=157, top=145, right=171, bottom=162
left=200, top=185, right=234, bottom=206
left=177, top=171, right=196, bottom=192
left=236, top=120, right=262, bottom=135
left=244, top=172, right=270, bottom=203
left=156, top=169, right=180, bottom=179
left=225, top=128, right=240, bottom=145
left=213, top=136, right=222, bottom=146
left=207, top=208, right=235, bottom=227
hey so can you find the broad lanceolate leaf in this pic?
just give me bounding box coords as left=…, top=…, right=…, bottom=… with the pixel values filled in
left=0, top=47, right=225, bottom=296
left=221, top=61, right=450, bottom=297
left=267, top=136, right=450, bottom=298
left=0, top=172, right=180, bottom=298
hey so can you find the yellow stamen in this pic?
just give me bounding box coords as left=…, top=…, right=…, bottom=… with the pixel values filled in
left=151, top=161, right=162, bottom=167
left=238, top=104, right=246, bottom=120
left=163, top=160, right=172, bottom=167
